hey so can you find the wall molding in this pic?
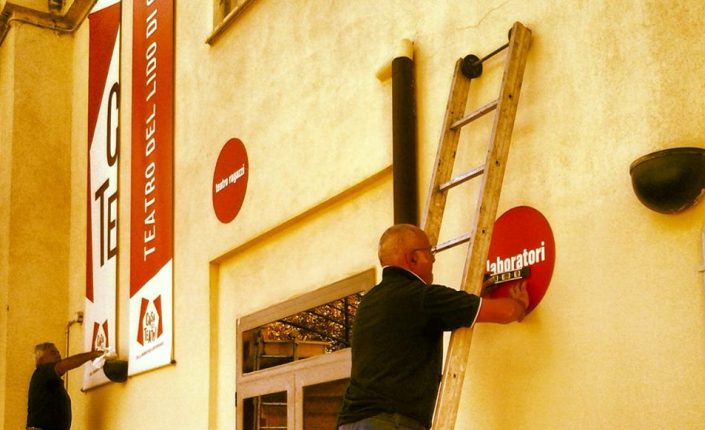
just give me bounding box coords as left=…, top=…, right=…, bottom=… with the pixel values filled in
left=0, top=0, right=96, bottom=46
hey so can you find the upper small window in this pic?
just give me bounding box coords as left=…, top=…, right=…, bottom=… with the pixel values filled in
left=209, top=0, right=258, bottom=44
left=217, top=0, right=240, bottom=19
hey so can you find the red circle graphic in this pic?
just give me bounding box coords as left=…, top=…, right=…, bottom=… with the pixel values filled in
left=485, top=206, right=555, bottom=314
left=212, top=138, right=249, bottom=223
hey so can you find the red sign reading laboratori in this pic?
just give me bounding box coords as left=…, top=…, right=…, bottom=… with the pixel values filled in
left=485, top=206, right=555, bottom=314
left=212, top=138, right=249, bottom=223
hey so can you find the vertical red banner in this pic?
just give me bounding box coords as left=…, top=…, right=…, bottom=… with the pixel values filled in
left=84, top=0, right=121, bottom=390
left=129, top=0, right=174, bottom=374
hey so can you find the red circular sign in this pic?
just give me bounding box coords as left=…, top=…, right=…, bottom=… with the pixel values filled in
left=212, top=138, right=249, bottom=223
left=485, top=206, right=555, bottom=314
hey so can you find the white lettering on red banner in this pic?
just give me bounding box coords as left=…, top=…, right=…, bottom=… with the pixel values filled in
left=129, top=0, right=174, bottom=376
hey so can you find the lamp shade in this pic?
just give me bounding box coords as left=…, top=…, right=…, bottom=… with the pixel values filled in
left=629, top=147, right=705, bottom=214
left=103, top=359, right=128, bottom=382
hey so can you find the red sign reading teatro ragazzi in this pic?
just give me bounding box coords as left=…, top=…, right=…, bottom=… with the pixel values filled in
left=212, top=138, right=249, bottom=223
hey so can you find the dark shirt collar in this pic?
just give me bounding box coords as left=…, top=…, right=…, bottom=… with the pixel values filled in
left=382, top=265, right=428, bottom=284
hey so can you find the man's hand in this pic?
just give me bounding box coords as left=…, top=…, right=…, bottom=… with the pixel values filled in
left=481, top=273, right=496, bottom=297
left=476, top=280, right=531, bottom=324
left=509, top=281, right=529, bottom=321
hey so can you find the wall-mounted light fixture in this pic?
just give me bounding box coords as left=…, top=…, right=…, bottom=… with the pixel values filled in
left=103, top=359, right=128, bottom=382
left=630, top=147, right=705, bottom=214
left=48, top=0, right=64, bottom=12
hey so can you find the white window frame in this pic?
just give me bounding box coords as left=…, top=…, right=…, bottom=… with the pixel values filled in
left=236, top=269, right=375, bottom=430
left=208, top=0, right=258, bottom=45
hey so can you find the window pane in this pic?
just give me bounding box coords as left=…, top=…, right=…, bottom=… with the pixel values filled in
left=303, top=379, right=349, bottom=430
left=242, top=293, right=362, bottom=373
left=243, top=391, right=287, bottom=430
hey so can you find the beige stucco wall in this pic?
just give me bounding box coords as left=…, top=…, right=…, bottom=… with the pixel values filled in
left=0, top=23, right=76, bottom=430
left=0, top=22, right=14, bottom=430
left=2, top=1, right=705, bottom=429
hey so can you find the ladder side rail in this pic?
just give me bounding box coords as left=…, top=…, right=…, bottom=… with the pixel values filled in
left=431, top=22, right=532, bottom=430
left=462, top=20, right=532, bottom=297
left=421, top=59, right=472, bottom=245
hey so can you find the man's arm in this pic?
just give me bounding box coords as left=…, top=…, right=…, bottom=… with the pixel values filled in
left=476, top=281, right=529, bottom=324
left=55, top=350, right=104, bottom=376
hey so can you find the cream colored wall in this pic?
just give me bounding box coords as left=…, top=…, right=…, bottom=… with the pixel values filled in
left=196, top=1, right=705, bottom=429
left=203, top=1, right=705, bottom=429
left=430, top=4, right=705, bottom=430
left=457, top=3, right=705, bottom=429
left=0, top=23, right=75, bottom=430
left=0, top=23, right=14, bottom=430
left=4, top=0, right=705, bottom=429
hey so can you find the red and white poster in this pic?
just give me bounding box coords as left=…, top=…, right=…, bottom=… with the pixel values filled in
left=83, top=0, right=121, bottom=390
left=129, top=0, right=174, bottom=375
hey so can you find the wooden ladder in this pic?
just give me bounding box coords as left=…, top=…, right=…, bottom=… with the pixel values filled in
left=421, top=21, right=532, bottom=429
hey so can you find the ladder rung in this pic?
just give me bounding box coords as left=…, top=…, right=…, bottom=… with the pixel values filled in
left=450, top=99, right=498, bottom=130
left=433, top=233, right=471, bottom=254
left=479, top=43, right=509, bottom=64
left=439, top=165, right=485, bottom=192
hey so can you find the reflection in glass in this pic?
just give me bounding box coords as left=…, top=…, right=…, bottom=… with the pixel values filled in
left=303, top=379, right=349, bottom=430
left=244, top=391, right=287, bottom=430
left=242, top=293, right=362, bottom=373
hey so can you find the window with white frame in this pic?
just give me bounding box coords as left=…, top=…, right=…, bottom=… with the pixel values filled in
left=236, top=269, right=375, bottom=430
left=209, top=0, right=258, bottom=44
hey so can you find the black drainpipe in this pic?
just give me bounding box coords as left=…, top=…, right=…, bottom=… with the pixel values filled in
left=391, top=53, right=418, bottom=225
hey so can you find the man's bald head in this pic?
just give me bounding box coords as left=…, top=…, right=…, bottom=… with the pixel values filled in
left=378, top=224, right=424, bottom=265
left=378, top=224, right=435, bottom=284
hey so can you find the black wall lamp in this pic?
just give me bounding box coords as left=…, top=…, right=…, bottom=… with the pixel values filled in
left=630, top=147, right=705, bottom=214
left=48, top=0, right=64, bottom=12
left=103, top=359, right=128, bottom=382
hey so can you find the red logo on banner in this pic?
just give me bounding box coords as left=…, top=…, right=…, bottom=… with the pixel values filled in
left=137, top=296, right=163, bottom=346
left=212, top=138, right=249, bottom=223
left=485, top=206, right=555, bottom=314
left=92, top=321, right=110, bottom=350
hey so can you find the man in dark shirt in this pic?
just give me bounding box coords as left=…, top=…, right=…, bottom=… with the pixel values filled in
left=27, top=342, right=102, bottom=430
left=337, top=224, right=529, bottom=430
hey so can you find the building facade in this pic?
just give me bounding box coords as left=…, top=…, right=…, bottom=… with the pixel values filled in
left=2, top=0, right=705, bottom=429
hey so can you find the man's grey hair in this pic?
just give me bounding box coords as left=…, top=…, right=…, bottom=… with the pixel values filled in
left=34, top=342, right=55, bottom=365
left=378, top=224, right=422, bottom=264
